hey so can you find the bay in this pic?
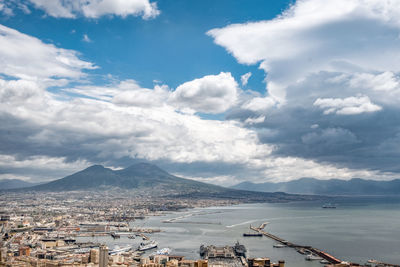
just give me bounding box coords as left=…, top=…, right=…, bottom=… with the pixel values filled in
left=79, top=196, right=400, bottom=267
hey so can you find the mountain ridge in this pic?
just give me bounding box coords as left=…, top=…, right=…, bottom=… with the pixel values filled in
left=11, top=163, right=322, bottom=202
left=231, top=178, right=400, bottom=195
left=0, top=179, right=40, bottom=190
left=29, top=162, right=222, bottom=192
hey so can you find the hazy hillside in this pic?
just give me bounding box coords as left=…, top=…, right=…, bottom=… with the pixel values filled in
left=0, top=179, right=39, bottom=190
left=231, top=178, right=400, bottom=195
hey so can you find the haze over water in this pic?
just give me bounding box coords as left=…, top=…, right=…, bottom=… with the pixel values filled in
left=81, top=197, right=400, bottom=267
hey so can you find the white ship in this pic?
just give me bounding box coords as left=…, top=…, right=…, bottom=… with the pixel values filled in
left=138, top=240, right=158, bottom=251
left=109, top=245, right=132, bottom=255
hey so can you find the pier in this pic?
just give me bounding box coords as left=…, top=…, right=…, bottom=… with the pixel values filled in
left=367, top=259, right=400, bottom=267
left=251, top=223, right=341, bottom=264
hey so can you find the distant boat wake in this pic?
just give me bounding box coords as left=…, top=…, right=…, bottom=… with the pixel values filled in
left=226, top=220, right=259, bottom=228
left=164, top=211, right=225, bottom=223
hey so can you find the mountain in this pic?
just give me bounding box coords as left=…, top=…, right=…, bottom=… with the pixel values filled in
left=0, top=179, right=39, bottom=189
left=231, top=178, right=400, bottom=195
left=31, top=163, right=217, bottom=192
left=24, top=163, right=320, bottom=202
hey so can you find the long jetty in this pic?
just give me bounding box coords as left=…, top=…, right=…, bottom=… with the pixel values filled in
left=367, top=259, right=400, bottom=267
left=250, top=223, right=342, bottom=264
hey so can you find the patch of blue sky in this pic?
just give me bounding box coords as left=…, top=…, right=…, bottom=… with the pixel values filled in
left=0, top=0, right=292, bottom=94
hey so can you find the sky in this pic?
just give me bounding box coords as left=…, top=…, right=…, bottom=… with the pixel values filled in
left=1, top=0, right=400, bottom=185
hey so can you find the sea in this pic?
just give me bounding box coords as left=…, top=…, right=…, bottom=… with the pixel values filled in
left=78, top=196, right=400, bottom=267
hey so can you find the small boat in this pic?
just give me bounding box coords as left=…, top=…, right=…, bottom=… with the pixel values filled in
left=138, top=240, right=158, bottom=251
left=110, top=232, right=120, bottom=238
left=322, top=203, right=337, bottom=209
left=153, top=248, right=171, bottom=255
left=305, top=254, right=323, bottom=261
left=243, top=232, right=262, bottom=237
left=296, top=248, right=307, bottom=254
left=273, top=244, right=287, bottom=248
left=297, top=248, right=312, bottom=255
left=200, top=245, right=206, bottom=257
left=320, top=259, right=330, bottom=264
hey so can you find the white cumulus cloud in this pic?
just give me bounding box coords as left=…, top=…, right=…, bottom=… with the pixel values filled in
left=0, top=24, right=95, bottom=84
left=169, top=72, right=239, bottom=114
left=241, top=97, right=276, bottom=112
left=208, top=0, right=400, bottom=104
left=314, top=95, right=382, bottom=115
left=28, top=0, right=160, bottom=19
left=112, top=84, right=170, bottom=108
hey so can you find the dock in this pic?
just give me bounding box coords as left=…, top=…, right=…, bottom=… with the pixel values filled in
left=250, top=223, right=341, bottom=264
left=367, top=259, right=400, bottom=267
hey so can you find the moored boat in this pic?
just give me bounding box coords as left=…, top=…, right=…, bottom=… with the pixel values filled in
left=305, top=254, right=323, bottom=261
left=234, top=241, right=247, bottom=257
left=153, top=248, right=171, bottom=255
left=138, top=240, right=158, bottom=251
left=109, top=245, right=132, bottom=255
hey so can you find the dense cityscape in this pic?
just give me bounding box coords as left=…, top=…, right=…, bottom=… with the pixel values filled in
left=0, top=191, right=397, bottom=267
left=0, top=192, right=273, bottom=267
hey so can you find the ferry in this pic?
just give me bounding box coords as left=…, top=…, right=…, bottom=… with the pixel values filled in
left=243, top=232, right=262, bottom=237
left=109, top=245, right=132, bottom=255
left=138, top=240, right=158, bottom=251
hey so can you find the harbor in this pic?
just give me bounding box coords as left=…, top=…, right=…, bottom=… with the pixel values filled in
left=250, top=222, right=342, bottom=264
left=136, top=201, right=400, bottom=266
left=248, top=223, right=400, bottom=266
left=63, top=200, right=400, bottom=267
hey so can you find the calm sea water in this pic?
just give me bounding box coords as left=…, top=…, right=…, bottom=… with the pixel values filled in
left=79, top=197, right=400, bottom=267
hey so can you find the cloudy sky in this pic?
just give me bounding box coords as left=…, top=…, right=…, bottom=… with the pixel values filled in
left=1, top=0, right=400, bottom=185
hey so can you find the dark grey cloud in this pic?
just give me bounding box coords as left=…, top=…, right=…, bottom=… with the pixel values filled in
left=227, top=71, right=400, bottom=176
